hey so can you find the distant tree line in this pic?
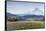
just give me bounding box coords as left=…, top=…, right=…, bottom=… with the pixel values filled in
left=7, top=16, right=45, bottom=22
left=7, top=16, right=18, bottom=21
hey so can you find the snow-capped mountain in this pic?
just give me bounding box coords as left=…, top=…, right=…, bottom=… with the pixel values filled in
left=31, top=8, right=44, bottom=15
left=7, top=12, right=44, bottom=20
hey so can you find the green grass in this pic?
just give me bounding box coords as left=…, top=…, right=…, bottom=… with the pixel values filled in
left=7, top=21, right=45, bottom=30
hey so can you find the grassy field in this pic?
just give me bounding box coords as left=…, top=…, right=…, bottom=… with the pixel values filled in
left=7, top=21, right=45, bottom=30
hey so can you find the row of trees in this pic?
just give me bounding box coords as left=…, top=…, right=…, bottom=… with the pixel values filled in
left=7, top=16, right=18, bottom=21
left=7, top=16, right=45, bottom=21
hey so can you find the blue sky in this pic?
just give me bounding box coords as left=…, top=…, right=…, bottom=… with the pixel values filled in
left=7, top=1, right=44, bottom=16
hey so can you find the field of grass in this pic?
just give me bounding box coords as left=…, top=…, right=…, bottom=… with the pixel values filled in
left=7, top=21, right=45, bottom=30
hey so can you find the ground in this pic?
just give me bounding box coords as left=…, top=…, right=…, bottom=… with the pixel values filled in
left=7, top=21, right=45, bottom=30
